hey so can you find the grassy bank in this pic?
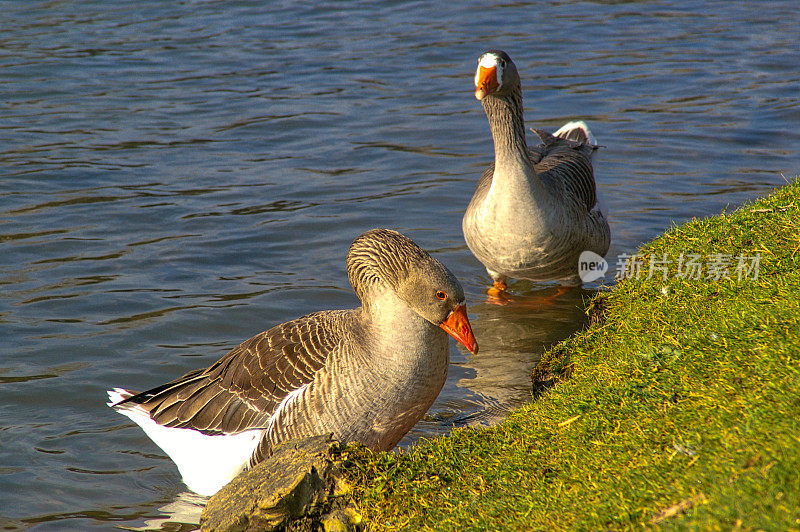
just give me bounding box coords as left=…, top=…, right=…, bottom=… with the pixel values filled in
left=345, top=178, right=800, bottom=530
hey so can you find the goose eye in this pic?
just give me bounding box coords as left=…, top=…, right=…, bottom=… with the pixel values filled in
left=435, top=290, right=447, bottom=300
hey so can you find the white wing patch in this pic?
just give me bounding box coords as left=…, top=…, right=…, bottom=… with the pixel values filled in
left=107, top=388, right=263, bottom=497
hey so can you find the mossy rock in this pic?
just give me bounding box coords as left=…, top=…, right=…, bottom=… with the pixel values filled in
left=200, top=434, right=358, bottom=532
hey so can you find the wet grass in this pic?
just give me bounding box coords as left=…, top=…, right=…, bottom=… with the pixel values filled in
left=345, top=178, right=800, bottom=530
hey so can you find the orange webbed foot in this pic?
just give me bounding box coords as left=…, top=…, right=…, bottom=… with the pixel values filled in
left=486, top=284, right=575, bottom=308
left=486, top=280, right=511, bottom=305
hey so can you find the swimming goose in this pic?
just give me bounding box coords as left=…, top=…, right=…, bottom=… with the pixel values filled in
left=463, top=50, right=610, bottom=295
left=108, top=228, right=478, bottom=496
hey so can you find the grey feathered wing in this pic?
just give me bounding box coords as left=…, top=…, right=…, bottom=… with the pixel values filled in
left=530, top=128, right=598, bottom=213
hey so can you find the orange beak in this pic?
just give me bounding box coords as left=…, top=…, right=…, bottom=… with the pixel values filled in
left=439, top=304, right=479, bottom=354
left=474, top=65, right=499, bottom=100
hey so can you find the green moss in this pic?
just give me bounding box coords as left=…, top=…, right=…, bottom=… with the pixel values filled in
left=345, top=178, right=800, bottom=530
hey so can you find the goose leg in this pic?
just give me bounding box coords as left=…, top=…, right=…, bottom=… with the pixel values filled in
left=486, top=273, right=511, bottom=304
left=487, top=279, right=507, bottom=297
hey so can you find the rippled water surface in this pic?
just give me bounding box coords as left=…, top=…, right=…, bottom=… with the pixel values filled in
left=1, top=0, right=798, bottom=528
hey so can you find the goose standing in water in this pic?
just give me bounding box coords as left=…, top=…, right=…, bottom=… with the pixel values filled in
left=108, top=228, right=478, bottom=496
left=462, top=50, right=610, bottom=299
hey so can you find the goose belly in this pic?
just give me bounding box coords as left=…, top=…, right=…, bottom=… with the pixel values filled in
left=464, top=201, right=603, bottom=282
left=469, top=228, right=578, bottom=281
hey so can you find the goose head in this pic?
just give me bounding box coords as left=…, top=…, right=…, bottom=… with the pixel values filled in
left=347, top=229, right=478, bottom=354
left=474, top=50, right=520, bottom=100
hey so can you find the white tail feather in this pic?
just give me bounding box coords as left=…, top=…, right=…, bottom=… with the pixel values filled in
left=107, top=387, right=134, bottom=407
left=553, top=120, right=597, bottom=145
left=107, top=388, right=263, bottom=496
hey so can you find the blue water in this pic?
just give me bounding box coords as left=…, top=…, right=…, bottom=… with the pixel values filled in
left=1, top=1, right=798, bottom=529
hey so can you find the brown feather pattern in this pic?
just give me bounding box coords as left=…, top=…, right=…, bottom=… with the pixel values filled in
left=116, top=310, right=350, bottom=435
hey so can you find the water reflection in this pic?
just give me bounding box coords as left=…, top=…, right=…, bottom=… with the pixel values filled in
left=460, top=286, right=592, bottom=412
left=125, top=492, right=205, bottom=532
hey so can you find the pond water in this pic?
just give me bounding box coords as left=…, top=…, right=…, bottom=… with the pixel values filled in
left=1, top=0, right=797, bottom=529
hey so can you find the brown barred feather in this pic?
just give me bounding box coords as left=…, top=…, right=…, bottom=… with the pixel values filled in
left=116, top=309, right=351, bottom=435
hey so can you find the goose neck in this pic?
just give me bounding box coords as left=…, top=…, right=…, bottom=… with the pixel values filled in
left=360, top=288, right=441, bottom=361
left=482, top=87, right=530, bottom=170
